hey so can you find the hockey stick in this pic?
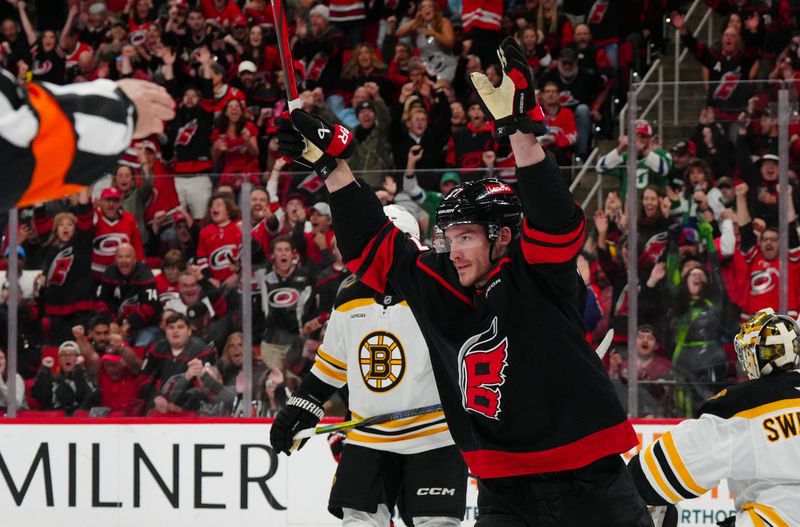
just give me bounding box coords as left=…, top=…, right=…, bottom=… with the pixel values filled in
left=271, top=0, right=300, bottom=111
left=595, top=328, right=614, bottom=360
left=292, top=403, right=444, bottom=441
left=290, top=333, right=615, bottom=445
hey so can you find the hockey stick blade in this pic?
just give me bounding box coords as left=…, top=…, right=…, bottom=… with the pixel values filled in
left=595, top=328, right=614, bottom=360
left=292, top=403, right=444, bottom=441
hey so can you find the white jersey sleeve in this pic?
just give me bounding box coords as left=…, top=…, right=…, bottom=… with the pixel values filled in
left=629, top=373, right=800, bottom=527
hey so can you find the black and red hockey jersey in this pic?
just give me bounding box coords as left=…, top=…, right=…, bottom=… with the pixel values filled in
left=331, top=153, right=637, bottom=479
left=447, top=122, right=495, bottom=174
left=97, top=261, right=161, bottom=331
left=257, top=266, right=313, bottom=343
left=164, top=104, right=214, bottom=174
left=681, top=32, right=759, bottom=118
left=37, top=203, right=96, bottom=317
left=92, top=209, right=145, bottom=275
left=586, top=0, right=619, bottom=46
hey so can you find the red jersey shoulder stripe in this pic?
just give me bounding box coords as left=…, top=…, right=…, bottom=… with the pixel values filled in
left=344, top=221, right=396, bottom=293
left=520, top=216, right=585, bottom=265
left=416, top=257, right=474, bottom=307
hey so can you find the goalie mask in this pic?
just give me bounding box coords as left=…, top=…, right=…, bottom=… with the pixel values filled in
left=734, top=309, right=800, bottom=380
left=433, top=179, right=522, bottom=253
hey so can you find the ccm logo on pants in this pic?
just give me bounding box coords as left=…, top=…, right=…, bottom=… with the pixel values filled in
left=416, top=488, right=456, bottom=496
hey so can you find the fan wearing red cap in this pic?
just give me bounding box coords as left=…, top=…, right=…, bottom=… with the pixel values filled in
left=596, top=119, right=673, bottom=198
left=92, top=184, right=145, bottom=277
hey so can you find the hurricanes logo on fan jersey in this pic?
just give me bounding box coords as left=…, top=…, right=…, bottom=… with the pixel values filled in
left=751, top=267, right=779, bottom=295
left=209, top=245, right=237, bottom=271
left=713, top=69, right=742, bottom=101
left=47, top=247, right=75, bottom=286
left=93, top=233, right=130, bottom=257
left=176, top=119, right=199, bottom=146
left=358, top=331, right=405, bottom=392
left=458, top=317, right=508, bottom=420
left=268, top=287, right=300, bottom=308
left=587, top=0, right=608, bottom=24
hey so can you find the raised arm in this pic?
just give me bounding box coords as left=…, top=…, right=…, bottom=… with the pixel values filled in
left=59, top=4, right=79, bottom=51
left=17, top=1, right=36, bottom=47
left=0, top=69, right=174, bottom=212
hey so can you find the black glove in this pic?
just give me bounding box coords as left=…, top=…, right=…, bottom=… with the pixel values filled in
left=275, top=110, right=355, bottom=179
left=270, top=391, right=325, bottom=455
left=469, top=36, right=546, bottom=139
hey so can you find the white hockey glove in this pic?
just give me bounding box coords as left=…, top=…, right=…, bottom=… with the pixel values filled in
left=469, top=37, right=546, bottom=139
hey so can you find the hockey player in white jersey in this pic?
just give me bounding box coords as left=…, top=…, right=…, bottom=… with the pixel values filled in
left=629, top=308, right=800, bottom=526
left=270, top=205, right=467, bottom=527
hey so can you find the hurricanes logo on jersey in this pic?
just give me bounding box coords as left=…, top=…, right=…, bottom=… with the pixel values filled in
left=47, top=247, right=75, bottom=286
left=93, top=233, right=130, bottom=257
left=268, top=287, right=300, bottom=308
left=358, top=331, right=405, bottom=392
left=209, top=244, right=237, bottom=271
left=751, top=267, right=779, bottom=295
left=458, top=317, right=508, bottom=420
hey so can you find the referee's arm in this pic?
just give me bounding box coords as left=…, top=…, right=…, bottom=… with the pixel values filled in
left=0, top=70, right=174, bottom=212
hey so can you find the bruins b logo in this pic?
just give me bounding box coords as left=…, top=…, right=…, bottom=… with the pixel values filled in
left=358, top=331, right=405, bottom=392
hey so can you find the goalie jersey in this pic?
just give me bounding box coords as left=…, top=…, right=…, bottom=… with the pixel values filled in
left=629, top=369, right=800, bottom=526
left=311, top=277, right=454, bottom=455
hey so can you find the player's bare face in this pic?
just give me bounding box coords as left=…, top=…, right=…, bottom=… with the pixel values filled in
left=446, top=224, right=492, bottom=288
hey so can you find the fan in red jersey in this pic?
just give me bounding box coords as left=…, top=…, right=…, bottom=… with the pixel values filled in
left=196, top=193, right=241, bottom=287
left=92, top=187, right=145, bottom=276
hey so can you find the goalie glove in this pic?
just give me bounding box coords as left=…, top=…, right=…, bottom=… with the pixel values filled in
left=469, top=36, right=546, bottom=139
left=275, top=110, right=355, bottom=179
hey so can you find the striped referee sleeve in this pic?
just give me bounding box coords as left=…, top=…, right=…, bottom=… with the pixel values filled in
left=0, top=69, right=135, bottom=211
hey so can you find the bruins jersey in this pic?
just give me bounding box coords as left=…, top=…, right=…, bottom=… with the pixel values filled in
left=311, top=277, right=454, bottom=455
left=629, top=369, right=800, bottom=527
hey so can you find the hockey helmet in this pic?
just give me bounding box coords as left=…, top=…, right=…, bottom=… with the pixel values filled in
left=734, top=308, right=800, bottom=380
left=434, top=178, right=522, bottom=252
left=383, top=204, right=420, bottom=239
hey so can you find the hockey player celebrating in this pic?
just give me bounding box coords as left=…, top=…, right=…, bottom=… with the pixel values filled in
left=272, top=37, right=651, bottom=526
left=629, top=308, right=800, bottom=526
left=271, top=205, right=467, bottom=526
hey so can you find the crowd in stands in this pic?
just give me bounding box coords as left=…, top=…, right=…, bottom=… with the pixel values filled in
left=0, top=0, right=798, bottom=419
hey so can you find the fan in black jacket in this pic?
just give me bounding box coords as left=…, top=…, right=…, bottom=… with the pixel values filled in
left=96, top=243, right=162, bottom=348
